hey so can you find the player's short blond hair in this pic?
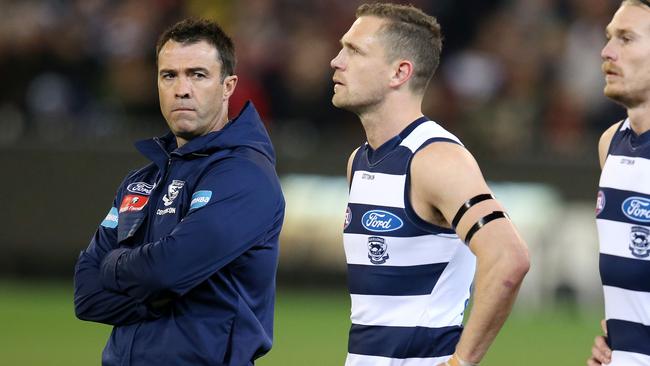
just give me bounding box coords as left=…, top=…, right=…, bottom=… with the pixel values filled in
left=356, top=3, right=442, bottom=94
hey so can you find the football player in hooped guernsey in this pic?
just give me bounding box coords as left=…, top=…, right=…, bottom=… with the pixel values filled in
left=332, top=3, right=530, bottom=366
left=589, top=1, right=650, bottom=365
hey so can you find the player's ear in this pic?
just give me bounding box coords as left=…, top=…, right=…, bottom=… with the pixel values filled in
left=389, top=60, right=413, bottom=89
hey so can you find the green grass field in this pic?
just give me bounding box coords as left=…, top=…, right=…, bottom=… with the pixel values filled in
left=0, top=280, right=601, bottom=365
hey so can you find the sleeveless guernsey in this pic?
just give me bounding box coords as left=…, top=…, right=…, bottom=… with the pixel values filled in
left=343, top=117, right=476, bottom=366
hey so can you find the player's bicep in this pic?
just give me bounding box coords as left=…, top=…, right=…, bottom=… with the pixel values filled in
left=411, top=143, right=511, bottom=246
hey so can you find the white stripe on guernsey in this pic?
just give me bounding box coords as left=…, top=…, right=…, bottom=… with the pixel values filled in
left=349, top=245, right=474, bottom=328
left=609, top=350, right=650, bottom=366
left=350, top=293, right=464, bottom=328
left=344, top=233, right=462, bottom=266
left=345, top=353, right=451, bottom=366
left=400, top=120, right=461, bottom=153
left=600, top=155, right=650, bottom=195
left=349, top=171, right=406, bottom=208
left=620, top=118, right=630, bottom=131
left=604, top=286, right=650, bottom=326
left=597, top=219, right=650, bottom=261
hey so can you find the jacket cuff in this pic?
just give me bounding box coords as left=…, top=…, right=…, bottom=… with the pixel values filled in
left=100, top=248, right=130, bottom=292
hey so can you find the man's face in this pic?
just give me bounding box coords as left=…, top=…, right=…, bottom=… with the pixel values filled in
left=330, top=16, right=394, bottom=113
left=602, top=4, right=650, bottom=107
left=158, top=40, right=236, bottom=146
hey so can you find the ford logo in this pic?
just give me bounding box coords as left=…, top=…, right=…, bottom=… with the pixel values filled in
left=127, top=182, right=155, bottom=196
left=362, top=210, right=403, bottom=232
left=622, top=197, right=650, bottom=223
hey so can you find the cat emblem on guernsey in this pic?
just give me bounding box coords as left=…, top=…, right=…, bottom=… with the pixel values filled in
left=630, top=226, right=650, bottom=258
left=361, top=210, right=403, bottom=232
left=368, top=236, right=389, bottom=264
left=622, top=197, right=650, bottom=223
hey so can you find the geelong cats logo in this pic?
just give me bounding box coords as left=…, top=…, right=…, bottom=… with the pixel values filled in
left=368, top=236, right=389, bottom=264
left=630, top=226, right=650, bottom=258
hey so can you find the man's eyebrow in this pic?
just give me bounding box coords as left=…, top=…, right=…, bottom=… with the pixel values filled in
left=159, top=67, right=210, bottom=75
left=185, top=67, right=210, bottom=74
left=159, top=68, right=176, bottom=75
left=340, top=39, right=363, bottom=53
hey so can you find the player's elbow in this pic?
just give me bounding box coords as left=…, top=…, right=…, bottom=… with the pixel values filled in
left=501, top=243, right=530, bottom=287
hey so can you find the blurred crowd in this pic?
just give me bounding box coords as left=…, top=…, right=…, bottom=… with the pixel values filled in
left=0, top=0, right=626, bottom=162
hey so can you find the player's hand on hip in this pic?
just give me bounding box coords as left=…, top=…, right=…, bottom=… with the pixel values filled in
left=587, top=319, right=611, bottom=365
left=439, top=353, right=478, bottom=366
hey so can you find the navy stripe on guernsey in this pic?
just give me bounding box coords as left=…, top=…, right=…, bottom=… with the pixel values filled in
left=346, top=203, right=451, bottom=237
left=349, top=324, right=461, bottom=359
left=607, top=319, right=650, bottom=356
left=597, top=187, right=650, bottom=225
left=348, top=263, right=448, bottom=296
left=600, top=254, right=650, bottom=292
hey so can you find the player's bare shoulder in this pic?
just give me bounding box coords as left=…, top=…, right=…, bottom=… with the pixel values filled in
left=409, top=141, right=492, bottom=229
left=410, top=141, right=488, bottom=204
left=346, top=147, right=360, bottom=184
left=598, top=121, right=623, bottom=169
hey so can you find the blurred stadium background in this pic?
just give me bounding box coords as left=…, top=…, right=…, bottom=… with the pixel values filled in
left=0, top=0, right=625, bottom=364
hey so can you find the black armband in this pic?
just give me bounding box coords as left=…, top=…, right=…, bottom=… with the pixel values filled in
left=451, top=193, right=494, bottom=229
left=464, top=211, right=509, bottom=245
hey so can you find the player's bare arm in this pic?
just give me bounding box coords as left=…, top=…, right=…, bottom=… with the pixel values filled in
left=598, top=122, right=620, bottom=169
left=410, top=142, right=530, bottom=365
left=347, top=147, right=360, bottom=184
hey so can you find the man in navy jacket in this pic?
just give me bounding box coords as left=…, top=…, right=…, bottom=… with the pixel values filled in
left=74, top=18, right=285, bottom=366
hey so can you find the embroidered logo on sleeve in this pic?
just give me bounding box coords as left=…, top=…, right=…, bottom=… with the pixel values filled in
left=190, top=190, right=212, bottom=210
left=119, top=194, right=149, bottom=213
left=100, top=207, right=119, bottom=228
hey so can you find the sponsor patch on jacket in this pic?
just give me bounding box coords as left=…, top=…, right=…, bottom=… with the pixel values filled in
left=156, top=207, right=176, bottom=216
left=100, top=207, right=119, bottom=228
left=119, top=194, right=149, bottom=213
left=361, top=210, right=403, bottom=232
left=621, top=196, right=650, bottom=223
left=190, top=190, right=212, bottom=210
left=127, top=182, right=155, bottom=195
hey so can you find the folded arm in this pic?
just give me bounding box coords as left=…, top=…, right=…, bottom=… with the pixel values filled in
left=100, top=157, right=284, bottom=302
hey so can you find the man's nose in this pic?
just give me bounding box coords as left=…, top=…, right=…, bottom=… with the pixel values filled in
left=601, top=40, right=617, bottom=61
left=174, top=76, right=191, bottom=98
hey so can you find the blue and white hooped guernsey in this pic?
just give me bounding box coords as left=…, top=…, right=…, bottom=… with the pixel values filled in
left=597, top=119, right=650, bottom=366
left=343, top=117, right=476, bottom=366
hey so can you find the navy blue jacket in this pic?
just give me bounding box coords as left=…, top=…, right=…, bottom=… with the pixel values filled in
left=74, top=102, right=285, bottom=366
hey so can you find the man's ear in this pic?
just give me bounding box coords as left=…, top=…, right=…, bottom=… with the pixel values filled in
left=389, top=60, right=414, bottom=89
left=222, top=75, right=238, bottom=100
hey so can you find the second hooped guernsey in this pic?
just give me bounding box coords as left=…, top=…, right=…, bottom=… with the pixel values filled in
left=343, top=117, right=475, bottom=366
left=597, top=119, right=650, bottom=365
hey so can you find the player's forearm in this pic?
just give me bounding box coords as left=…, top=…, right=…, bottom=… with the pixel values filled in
left=455, top=247, right=529, bottom=363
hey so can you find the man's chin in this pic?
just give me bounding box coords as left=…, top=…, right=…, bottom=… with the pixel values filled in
left=604, top=87, right=639, bottom=108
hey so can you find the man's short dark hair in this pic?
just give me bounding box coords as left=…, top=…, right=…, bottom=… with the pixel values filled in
left=156, top=18, right=236, bottom=80
left=356, top=3, right=442, bottom=93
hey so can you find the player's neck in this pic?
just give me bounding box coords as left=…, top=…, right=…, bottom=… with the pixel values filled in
left=627, top=104, right=650, bottom=135
left=359, top=97, right=423, bottom=149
